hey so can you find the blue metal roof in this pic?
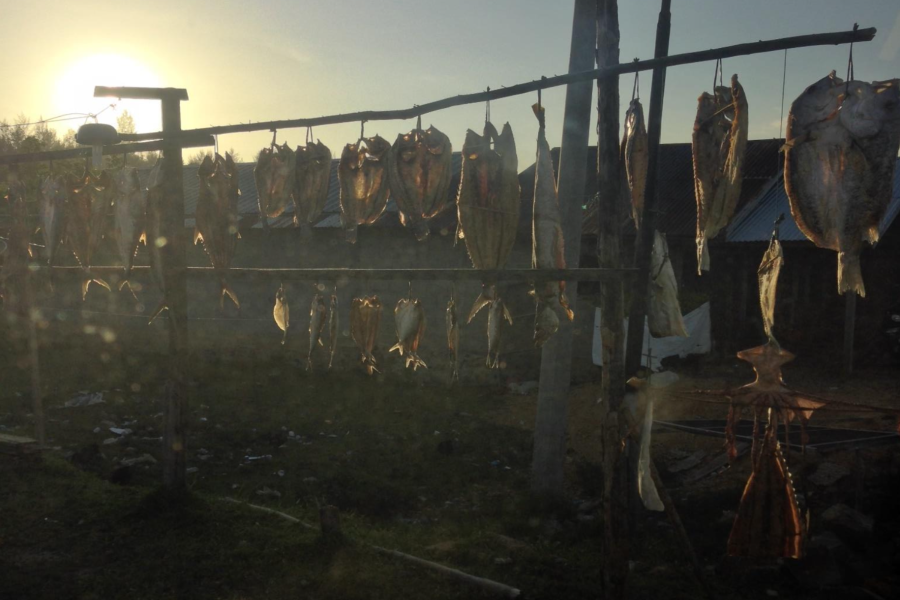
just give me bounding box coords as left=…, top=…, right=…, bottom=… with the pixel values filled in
left=726, top=157, right=900, bottom=243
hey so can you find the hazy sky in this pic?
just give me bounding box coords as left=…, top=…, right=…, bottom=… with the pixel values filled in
left=2, top=0, right=898, bottom=163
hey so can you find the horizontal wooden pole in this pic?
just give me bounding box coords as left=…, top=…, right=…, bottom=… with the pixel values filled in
left=0, top=135, right=215, bottom=166
left=94, top=86, right=189, bottom=101
left=116, top=26, right=875, bottom=143
left=41, top=266, right=637, bottom=282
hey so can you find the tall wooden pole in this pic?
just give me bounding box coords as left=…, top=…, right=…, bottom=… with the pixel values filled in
left=624, top=0, right=672, bottom=376
left=160, top=93, right=189, bottom=492
left=595, top=0, right=632, bottom=597
left=531, top=0, right=598, bottom=498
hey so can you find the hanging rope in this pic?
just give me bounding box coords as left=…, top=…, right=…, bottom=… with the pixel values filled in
left=416, top=113, right=422, bottom=132
left=845, top=23, right=858, bottom=96
left=712, top=59, right=721, bottom=92
left=270, top=129, right=278, bottom=148
left=306, top=125, right=313, bottom=145
left=359, top=120, right=366, bottom=144
left=778, top=49, right=788, bottom=140
left=631, top=71, right=640, bottom=102
left=485, top=87, right=491, bottom=124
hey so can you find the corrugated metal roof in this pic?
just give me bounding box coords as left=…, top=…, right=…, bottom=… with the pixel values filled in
left=726, top=157, right=900, bottom=243
left=580, top=139, right=783, bottom=237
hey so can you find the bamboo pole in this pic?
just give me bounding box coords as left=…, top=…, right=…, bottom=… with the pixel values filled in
left=531, top=0, right=597, bottom=498
left=114, top=28, right=874, bottom=144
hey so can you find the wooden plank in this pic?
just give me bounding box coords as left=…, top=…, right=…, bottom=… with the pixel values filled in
left=94, top=86, right=189, bottom=101
left=0, top=135, right=215, bottom=166
left=117, top=27, right=875, bottom=143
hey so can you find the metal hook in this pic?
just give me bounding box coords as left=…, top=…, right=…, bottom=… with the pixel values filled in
left=771, top=213, right=785, bottom=242
left=359, top=120, right=366, bottom=143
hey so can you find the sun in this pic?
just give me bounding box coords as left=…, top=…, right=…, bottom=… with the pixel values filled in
left=54, top=54, right=162, bottom=133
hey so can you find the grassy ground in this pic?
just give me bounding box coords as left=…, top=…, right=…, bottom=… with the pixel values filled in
left=1, top=323, right=898, bottom=599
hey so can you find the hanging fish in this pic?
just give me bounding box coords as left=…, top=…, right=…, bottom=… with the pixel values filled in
left=1, top=175, right=32, bottom=316
left=307, top=293, right=327, bottom=370
left=273, top=283, right=289, bottom=345
left=456, top=119, right=519, bottom=329
left=622, top=98, right=648, bottom=229
left=146, top=160, right=173, bottom=323
left=387, top=124, right=453, bottom=241
left=65, top=169, right=111, bottom=299
left=784, top=72, right=900, bottom=296
left=446, top=295, right=459, bottom=382
left=254, top=142, right=296, bottom=228
left=39, top=174, right=67, bottom=273
left=390, top=297, right=427, bottom=370
left=113, top=167, right=147, bottom=297
left=294, top=140, right=332, bottom=235
left=531, top=103, right=573, bottom=347
left=486, top=296, right=513, bottom=369
left=327, top=292, right=338, bottom=369
left=338, top=135, right=391, bottom=243
left=757, top=235, right=784, bottom=342
left=350, top=295, right=383, bottom=375
left=647, top=231, right=687, bottom=338
left=693, top=74, right=749, bottom=274
left=195, top=153, right=241, bottom=309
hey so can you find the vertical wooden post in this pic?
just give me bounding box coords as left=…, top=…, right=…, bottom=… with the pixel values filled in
left=26, top=270, right=45, bottom=446
left=160, top=93, right=189, bottom=492
left=595, top=0, right=631, bottom=597
left=843, top=291, right=856, bottom=377
left=624, top=0, right=672, bottom=377
left=530, top=0, right=597, bottom=497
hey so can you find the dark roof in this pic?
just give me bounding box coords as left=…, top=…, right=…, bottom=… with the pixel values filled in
left=727, top=157, right=900, bottom=243
left=580, top=139, right=783, bottom=237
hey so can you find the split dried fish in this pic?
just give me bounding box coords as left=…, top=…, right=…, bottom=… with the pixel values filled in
left=254, top=143, right=296, bottom=227
left=195, top=153, right=241, bottom=309
left=308, top=293, right=327, bottom=370
left=339, top=135, right=391, bottom=243
left=622, top=98, right=648, bottom=229
left=387, top=125, right=453, bottom=241
left=328, top=292, right=338, bottom=369
left=294, top=140, right=332, bottom=234
left=693, top=74, right=749, bottom=274
left=390, top=297, right=427, bottom=370
left=113, top=167, right=147, bottom=296
left=784, top=72, right=900, bottom=296
left=531, top=103, right=573, bottom=347
left=648, top=231, right=687, bottom=338
left=66, top=169, right=112, bottom=299
left=446, top=295, right=459, bottom=381
left=350, top=295, right=383, bottom=375
left=274, top=284, right=289, bottom=345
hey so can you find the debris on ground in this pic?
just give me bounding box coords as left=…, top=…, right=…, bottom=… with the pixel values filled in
left=64, top=391, right=104, bottom=408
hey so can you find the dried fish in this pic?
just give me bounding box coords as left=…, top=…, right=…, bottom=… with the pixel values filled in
left=387, top=125, right=453, bottom=241
left=254, top=143, right=296, bottom=227
left=693, top=74, right=749, bottom=274
left=65, top=169, right=111, bottom=299
left=113, top=167, right=147, bottom=296
left=39, top=174, right=67, bottom=271
left=648, top=231, right=687, bottom=338
left=622, top=98, right=648, bottom=229
left=390, top=297, right=427, bottom=370
left=446, top=295, right=459, bottom=382
left=274, top=284, right=289, bottom=345
left=531, top=103, right=573, bottom=347
left=350, top=295, right=383, bottom=375
left=195, top=153, right=240, bottom=309
left=1, top=175, right=31, bottom=316
left=339, top=135, right=391, bottom=243
left=146, top=160, right=173, bottom=323
left=486, top=296, right=513, bottom=369
left=757, top=236, right=783, bottom=342
left=784, top=72, right=900, bottom=296
left=308, top=293, right=327, bottom=370
left=327, top=292, right=338, bottom=369
left=294, top=140, right=332, bottom=234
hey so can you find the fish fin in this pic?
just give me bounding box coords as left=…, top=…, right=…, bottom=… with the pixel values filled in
left=306, top=357, right=313, bottom=372
left=148, top=301, right=168, bottom=324
left=467, top=292, right=491, bottom=324
left=502, top=303, right=513, bottom=325
left=139, top=232, right=147, bottom=245
left=389, top=342, right=404, bottom=355
left=118, top=279, right=139, bottom=301
left=222, top=283, right=240, bottom=308
left=193, top=229, right=203, bottom=245
left=317, top=338, right=324, bottom=347
left=837, top=252, right=866, bottom=297
left=237, top=232, right=242, bottom=240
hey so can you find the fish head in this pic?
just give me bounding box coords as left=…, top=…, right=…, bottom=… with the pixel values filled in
left=365, top=135, right=391, bottom=161
left=625, top=99, right=645, bottom=133
left=839, top=79, right=900, bottom=139
left=394, top=131, right=419, bottom=163
left=790, top=71, right=844, bottom=134
left=424, top=127, right=450, bottom=156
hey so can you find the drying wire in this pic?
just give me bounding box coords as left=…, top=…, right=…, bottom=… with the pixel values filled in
left=0, top=103, right=118, bottom=132
left=778, top=49, right=788, bottom=140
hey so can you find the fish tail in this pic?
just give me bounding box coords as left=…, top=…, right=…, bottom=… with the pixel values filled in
left=306, top=355, right=313, bottom=371
left=389, top=342, right=404, bottom=355
left=222, top=281, right=241, bottom=309
left=467, top=292, right=492, bottom=323
left=697, top=237, right=710, bottom=275
left=281, top=330, right=287, bottom=346
left=837, top=252, right=866, bottom=297
left=148, top=301, right=168, bottom=324
left=82, top=274, right=111, bottom=300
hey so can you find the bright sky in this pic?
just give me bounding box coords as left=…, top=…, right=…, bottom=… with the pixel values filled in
left=2, top=0, right=898, bottom=163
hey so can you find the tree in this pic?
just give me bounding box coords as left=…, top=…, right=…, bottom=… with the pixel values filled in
left=117, top=110, right=137, bottom=135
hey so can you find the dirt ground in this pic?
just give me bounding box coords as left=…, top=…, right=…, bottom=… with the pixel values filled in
left=1, top=326, right=899, bottom=599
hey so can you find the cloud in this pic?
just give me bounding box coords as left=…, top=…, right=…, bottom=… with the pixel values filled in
left=879, top=12, right=900, bottom=61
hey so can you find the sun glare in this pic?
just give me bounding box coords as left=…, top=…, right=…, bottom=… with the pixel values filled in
left=54, top=53, right=162, bottom=133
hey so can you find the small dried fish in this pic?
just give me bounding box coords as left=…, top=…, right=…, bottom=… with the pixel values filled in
left=486, top=297, right=513, bottom=369
left=350, top=295, right=383, bottom=375
left=446, top=295, right=459, bottom=382
left=294, top=140, right=332, bottom=235
left=308, top=293, right=327, bottom=370
left=648, top=231, right=687, bottom=338
left=39, top=174, right=67, bottom=271
left=390, top=297, right=427, bottom=370
left=255, top=143, right=296, bottom=227
left=387, top=125, right=453, bottom=241
left=328, top=292, right=338, bottom=369
left=622, top=98, right=648, bottom=229
left=274, top=284, right=289, bottom=345
left=113, top=167, right=147, bottom=296
left=65, top=169, right=111, bottom=299
left=195, top=153, right=241, bottom=309
left=757, top=236, right=783, bottom=342
left=339, top=136, right=391, bottom=243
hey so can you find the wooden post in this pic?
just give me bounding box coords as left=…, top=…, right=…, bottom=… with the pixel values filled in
left=26, top=273, right=45, bottom=446
left=843, top=291, right=856, bottom=377
left=595, top=0, right=632, bottom=597
left=624, top=0, right=672, bottom=377
left=530, top=0, right=597, bottom=498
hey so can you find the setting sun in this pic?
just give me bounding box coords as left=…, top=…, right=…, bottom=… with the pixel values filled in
left=54, top=53, right=162, bottom=133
